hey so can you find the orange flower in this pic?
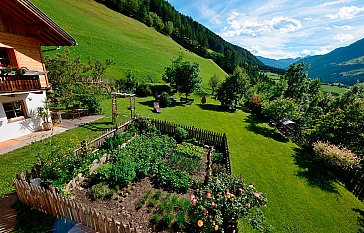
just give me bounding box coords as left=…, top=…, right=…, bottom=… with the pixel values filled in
left=198, top=220, right=203, bottom=227
left=211, top=202, right=217, bottom=207
left=206, top=192, right=212, bottom=199
left=214, top=224, right=219, bottom=231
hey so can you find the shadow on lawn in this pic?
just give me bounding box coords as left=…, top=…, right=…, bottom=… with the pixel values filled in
left=79, top=121, right=114, bottom=132
left=244, top=115, right=289, bottom=143
left=354, top=208, right=364, bottom=233
left=138, top=100, right=185, bottom=110
left=197, top=103, right=226, bottom=112
left=293, top=148, right=339, bottom=193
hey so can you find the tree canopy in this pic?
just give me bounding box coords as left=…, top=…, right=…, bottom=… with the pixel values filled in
left=162, top=55, right=201, bottom=100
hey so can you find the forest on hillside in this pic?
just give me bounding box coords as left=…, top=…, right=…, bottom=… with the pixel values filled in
left=96, top=0, right=284, bottom=75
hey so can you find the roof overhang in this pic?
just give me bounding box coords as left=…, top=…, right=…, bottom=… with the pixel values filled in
left=0, top=0, right=77, bottom=46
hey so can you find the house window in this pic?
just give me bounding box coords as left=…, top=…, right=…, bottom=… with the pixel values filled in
left=3, top=101, right=26, bottom=120
left=0, top=49, right=9, bottom=67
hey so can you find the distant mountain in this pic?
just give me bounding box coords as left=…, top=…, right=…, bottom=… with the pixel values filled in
left=257, top=56, right=303, bottom=69
left=299, top=38, right=364, bottom=85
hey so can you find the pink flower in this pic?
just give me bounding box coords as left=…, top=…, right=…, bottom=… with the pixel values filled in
left=192, top=199, right=197, bottom=205
left=190, top=194, right=196, bottom=201
left=211, top=202, right=217, bottom=207
left=238, top=188, right=243, bottom=192
left=206, top=192, right=212, bottom=199
left=254, top=192, right=260, bottom=198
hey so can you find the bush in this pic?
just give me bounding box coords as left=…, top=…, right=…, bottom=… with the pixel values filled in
left=190, top=173, right=269, bottom=232
left=313, top=141, right=360, bottom=169
left=150, top=83, right=171, bottom=96
left=174, top=127, right=188, bottom=143
left=154, top=164, right=191, bottom=193
left=75, top=94, right=102, bottom=115
left=91, top=183, right=114, bottom=200
left=262, top=97, right=300, bottom=122
left=136, top=82, right=152, bottom=97
left=158, top=92, right=171, bottom=107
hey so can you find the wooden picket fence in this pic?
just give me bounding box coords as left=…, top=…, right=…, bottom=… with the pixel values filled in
left=138, top=118, right=232, bottom=175
left=13, top=178, right=137, bottom=233
left=74, top=118, right=137, bottom=155
left=342, top=167, right=364, bottom=201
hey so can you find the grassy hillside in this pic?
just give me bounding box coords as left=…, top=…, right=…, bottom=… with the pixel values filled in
left=321, top=84, right=347, bottom=94
left=31, top=0, right=226, bottom=88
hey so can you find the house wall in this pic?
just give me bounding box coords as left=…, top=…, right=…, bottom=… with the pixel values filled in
left=0, top=13, right=48, bottom=88
left=0, top=91, right=46, bottom=142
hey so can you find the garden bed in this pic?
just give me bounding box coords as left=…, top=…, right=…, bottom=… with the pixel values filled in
left=24, top=121, right=270, bottom=232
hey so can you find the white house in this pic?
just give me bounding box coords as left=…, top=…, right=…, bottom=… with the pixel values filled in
left=0, top=0, right=76, bottom=142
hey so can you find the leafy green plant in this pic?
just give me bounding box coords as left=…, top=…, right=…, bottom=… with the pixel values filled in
left=91, top=183, right=114, bottom=200
left=212, top=151, right=224, bottom=163
left=158, top=92, right=172, bottom=108
left=174, top=127, right=188, bottom=143
left=175, top=142, right=204, bottom=158
left=167, top=151, right=202, bottom=174
left=137, top=191, right=151, bottom=209
left=153, top=164, right=191, bottom=193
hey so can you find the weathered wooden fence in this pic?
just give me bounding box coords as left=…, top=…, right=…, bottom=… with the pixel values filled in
left=74, top=118, right=137, bottom=155
left=13, top=178, right=137, bottom=233
left=138, top=118, right=232, bottom=175
left=342, top=167, right=364, bottom=201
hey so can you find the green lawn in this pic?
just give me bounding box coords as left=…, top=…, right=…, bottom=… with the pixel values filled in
left=1, top=96, right=363, bottom=232
left=321, top=84, right=348, bottom=94
left=31, top=0, right=227, bottom=89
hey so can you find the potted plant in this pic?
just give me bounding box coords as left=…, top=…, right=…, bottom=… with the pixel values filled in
left=37, top=100, right=53, bottom=130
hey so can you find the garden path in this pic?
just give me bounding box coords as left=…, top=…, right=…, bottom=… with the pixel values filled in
left=0, top=115, right=103, bottom=155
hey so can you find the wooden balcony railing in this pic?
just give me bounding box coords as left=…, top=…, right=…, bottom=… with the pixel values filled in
left=0, top=74, right=41, bottom=93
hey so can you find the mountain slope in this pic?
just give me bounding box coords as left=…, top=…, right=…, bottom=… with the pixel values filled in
left=300, top=38, right=364, bottom=85
left=257, top=56, right=303, bottom=69
left=31, top=0, right=227, bottom=87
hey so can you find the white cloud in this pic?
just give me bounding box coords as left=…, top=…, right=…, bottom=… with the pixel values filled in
left=300, top=48, right=332, bottom=56
left=269, top=16, right=302, bottom=32
left=333, top=25, right=353, bottom=30
left=223, top=13, right=302, bottom=37
left=322, top=0, right=356, bottom=6
left=325, top=6, right=364, bottom=19
left=303, top=17, right=313, bottom=21
left=333, top=33, right=354, bottom=42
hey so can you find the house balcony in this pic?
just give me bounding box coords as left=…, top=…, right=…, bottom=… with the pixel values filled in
left=0, top=73, right=42, bottom=94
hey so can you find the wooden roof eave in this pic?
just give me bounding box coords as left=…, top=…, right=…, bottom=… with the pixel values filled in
left=0, top=0, right=77, bottom=46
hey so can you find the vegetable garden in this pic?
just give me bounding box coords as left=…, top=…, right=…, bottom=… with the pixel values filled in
left=14, top=118, right=270, bottom=232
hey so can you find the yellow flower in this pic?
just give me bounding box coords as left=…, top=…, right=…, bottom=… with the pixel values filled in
left=214, top=225, right=219, bottom=231
left=198, top=220, right=204, bottom=227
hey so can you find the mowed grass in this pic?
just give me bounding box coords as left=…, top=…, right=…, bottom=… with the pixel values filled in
left=1, top=96, right=363, bottom=232
left=321, top=84, right=348, bottom=94
left=31, top=0, right=226, bottom=88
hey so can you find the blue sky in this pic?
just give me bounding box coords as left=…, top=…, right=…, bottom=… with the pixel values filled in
left=166, top=0, right=364, bottom=59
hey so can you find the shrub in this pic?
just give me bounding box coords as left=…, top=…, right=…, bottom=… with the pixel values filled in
left=212, top=152, right=224, bottom=163
left=158, top=92, right=171, bottom=107
left=262, top=97, right=301, bottom=122
left=190, top=173, right=269, bottom=232
left=75, top=94, right=102, bottom=115
left=136, top=82, right=152, bottom=97
left=174, top=127, right=188, bottom=143
left=150, top=83, right=171, bottom=96
left=313, top=141, right=360, bottom=169
left=91, top=183, right=114, bottom=200
left=154, top=164, right=191, bottom=193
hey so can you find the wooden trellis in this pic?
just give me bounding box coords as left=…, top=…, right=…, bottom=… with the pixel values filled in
left=111, top=92, right=136, bottom=124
